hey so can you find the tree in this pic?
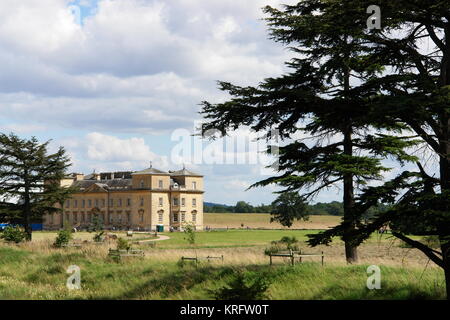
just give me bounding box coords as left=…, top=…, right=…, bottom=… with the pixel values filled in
left=234, top=201, right=254, bottom=213
left=0, top=133, right=73, bottom=240
left=200, top=0, right=417, bottom=263
left=300, top=0, right=450, bottom=298
left=270, top=192, right=308, bottom=227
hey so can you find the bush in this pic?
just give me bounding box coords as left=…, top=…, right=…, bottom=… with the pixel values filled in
left=93, top=231, right=105, bottom=243
left=0, top=226, right=26, bottom=243
left=117, top=238, right=130, bottom=251
left=265, top=236, right=299, bottom=255
left=53, top=229, right=72, bottom=248
left=211, top=271, right=271, bottom=300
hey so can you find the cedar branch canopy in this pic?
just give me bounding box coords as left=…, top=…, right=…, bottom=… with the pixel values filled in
left=200, top=0, right=450, bottom=298
left=0, top=133, right=75, bottom=241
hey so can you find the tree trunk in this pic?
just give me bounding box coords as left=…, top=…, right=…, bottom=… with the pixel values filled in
left=343, top=124, right=358, bottom=263
left=342, top=45, right=358, bottom=264
left=441, top=239, right=450, bottom=300
left=23, top=184, right=32, bottom=241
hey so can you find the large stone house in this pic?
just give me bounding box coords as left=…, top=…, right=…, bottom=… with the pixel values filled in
left=43, top=166, right=204, bottom=231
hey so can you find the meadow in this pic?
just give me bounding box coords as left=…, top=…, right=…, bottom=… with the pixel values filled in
left=0, top=214, right=446, bottom=300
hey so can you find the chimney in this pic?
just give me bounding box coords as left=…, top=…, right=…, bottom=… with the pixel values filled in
left=111, top=172, right=115, bottom=180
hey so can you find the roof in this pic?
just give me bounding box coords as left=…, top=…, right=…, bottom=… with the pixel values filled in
left=132, top=167, right=170, bottom=175
left=73, top=179, right=133, bottom=191
left=169, top=168, right=203, bottom=177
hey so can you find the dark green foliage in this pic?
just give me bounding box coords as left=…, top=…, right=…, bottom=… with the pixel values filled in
left=116, top=238, right=130, bottom=251
left=0, top=226, right=26, bottom=243
left=88, top=215, right=104, bottom=232
left=53, top=228, right=72, bottom=248
left=270, top=192, right=308, bottom=227
left=211, top=271, right=271, bottom=300
left=0, top=132, right=75, bottom=240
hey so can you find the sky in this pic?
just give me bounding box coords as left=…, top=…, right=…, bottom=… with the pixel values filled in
left=0, top=0, right=430, bottom=206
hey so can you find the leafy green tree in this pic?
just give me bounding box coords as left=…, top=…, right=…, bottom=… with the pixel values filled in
left=300, top=0, right=450, bottom=298
left=0, top=133, right=74, bottom=241
left=234, top=201, right=254, bottom=213
left=270, top=192, right=308, bottom=228
left=200, top=1, right=417, bottom=263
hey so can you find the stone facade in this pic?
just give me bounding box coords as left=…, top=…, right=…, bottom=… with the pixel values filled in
left=43, top=167, right=204, bottom=231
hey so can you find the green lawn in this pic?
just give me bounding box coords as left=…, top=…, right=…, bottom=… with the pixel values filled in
left=157, top=229, right=322, bottom=248
left=0, top=245, right=444, bottom=300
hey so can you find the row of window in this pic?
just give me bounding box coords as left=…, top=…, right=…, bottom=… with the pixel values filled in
left=65, top=197, right=198, bottom=208
left=50, top=210, right=197, bottom=225
left=138, top=180, right=198, bottom=190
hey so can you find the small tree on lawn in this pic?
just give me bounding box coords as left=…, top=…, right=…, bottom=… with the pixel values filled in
left=270, top=192, right=309, bottom=228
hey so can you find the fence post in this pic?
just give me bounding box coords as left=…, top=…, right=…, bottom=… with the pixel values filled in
left=321, top=251, right=324, bottom=266
left=290, top=249, right=294, bottom=266
left=299, top=249, right=302, bottom=263
left=270, top=254, right=272, bottom=266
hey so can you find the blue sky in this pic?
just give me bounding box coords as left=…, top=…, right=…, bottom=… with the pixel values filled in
left=0, top=0, right=429, bottom=206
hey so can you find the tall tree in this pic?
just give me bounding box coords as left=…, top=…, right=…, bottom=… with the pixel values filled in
left=0, top=133, right=74, bottom=240
left=303, top=0, right=450, bottom=298
left=201, top=0, right=416, bottom=263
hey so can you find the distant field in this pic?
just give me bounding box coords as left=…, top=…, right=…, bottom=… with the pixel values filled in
left=203, top=213, right=341, bottom=229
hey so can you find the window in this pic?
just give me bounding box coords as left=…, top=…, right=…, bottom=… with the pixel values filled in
left=159, top=197, right=163, bottom=206
left=109, top=212, right=113, bottom=223
left=192, top=213, right=197, bottom=222
left=50, top=214, right=54, bottom=224
left=181, top=198, right=185, bottom=206
left=158, top=180, right=163, bottom=189
left=140, top=180, right=144, bottom=188
left=181, top=212, right=185, bottom=222
left=118, top=213, right=122, bottom=223
left=88, top=213, right=92, bottom=222
left=95, top=199, right=99, bottom=207
left=102, top=199, right=106, bottom=207
left=82, top=200, right=85, bottom=208
left=65, top=213, right=69, bottom=222
left=139, top=210, right=144, bottom=223
left=173, top=198, right=179, bottom=206
left=192, top=198, right=197, bottom=207
left=81, top=213, right=85, bottom=223
left=140, top=197, right=144, bottom=206
left=88, top=199, right=92, bottom=208
left=118, top=199, right=122, bottom=207
left=74, top=200, right=78, bottom=208
left=65, top=200, right=70, bottom=208
left=192, top=181, right=197, bottom=190
left=126, top=212, right=131, bottom=223
left=173, top=213, right=179, bottom=222
left=73, top=213, right=78, bottom=223
left=158, top=211, right=163, bottom=223
left=127, top=198, right=131, bottom=206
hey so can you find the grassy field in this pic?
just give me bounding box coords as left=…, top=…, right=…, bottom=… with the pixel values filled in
left=0, top=227, right=445, bottom=300
left=203, top=213, right=341, bottom=229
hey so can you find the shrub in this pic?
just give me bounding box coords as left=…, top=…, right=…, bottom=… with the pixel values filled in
left=211, top=271, right=271, bottom=300
left=265, top=236, right=299, bottom=255
left=117, top=237, right=130, bottom=251
left=53, top=229, right=72, bottom=248
left=0, top=226, right=26, bottom=243
left=93, top=231, right=105, bottom=243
